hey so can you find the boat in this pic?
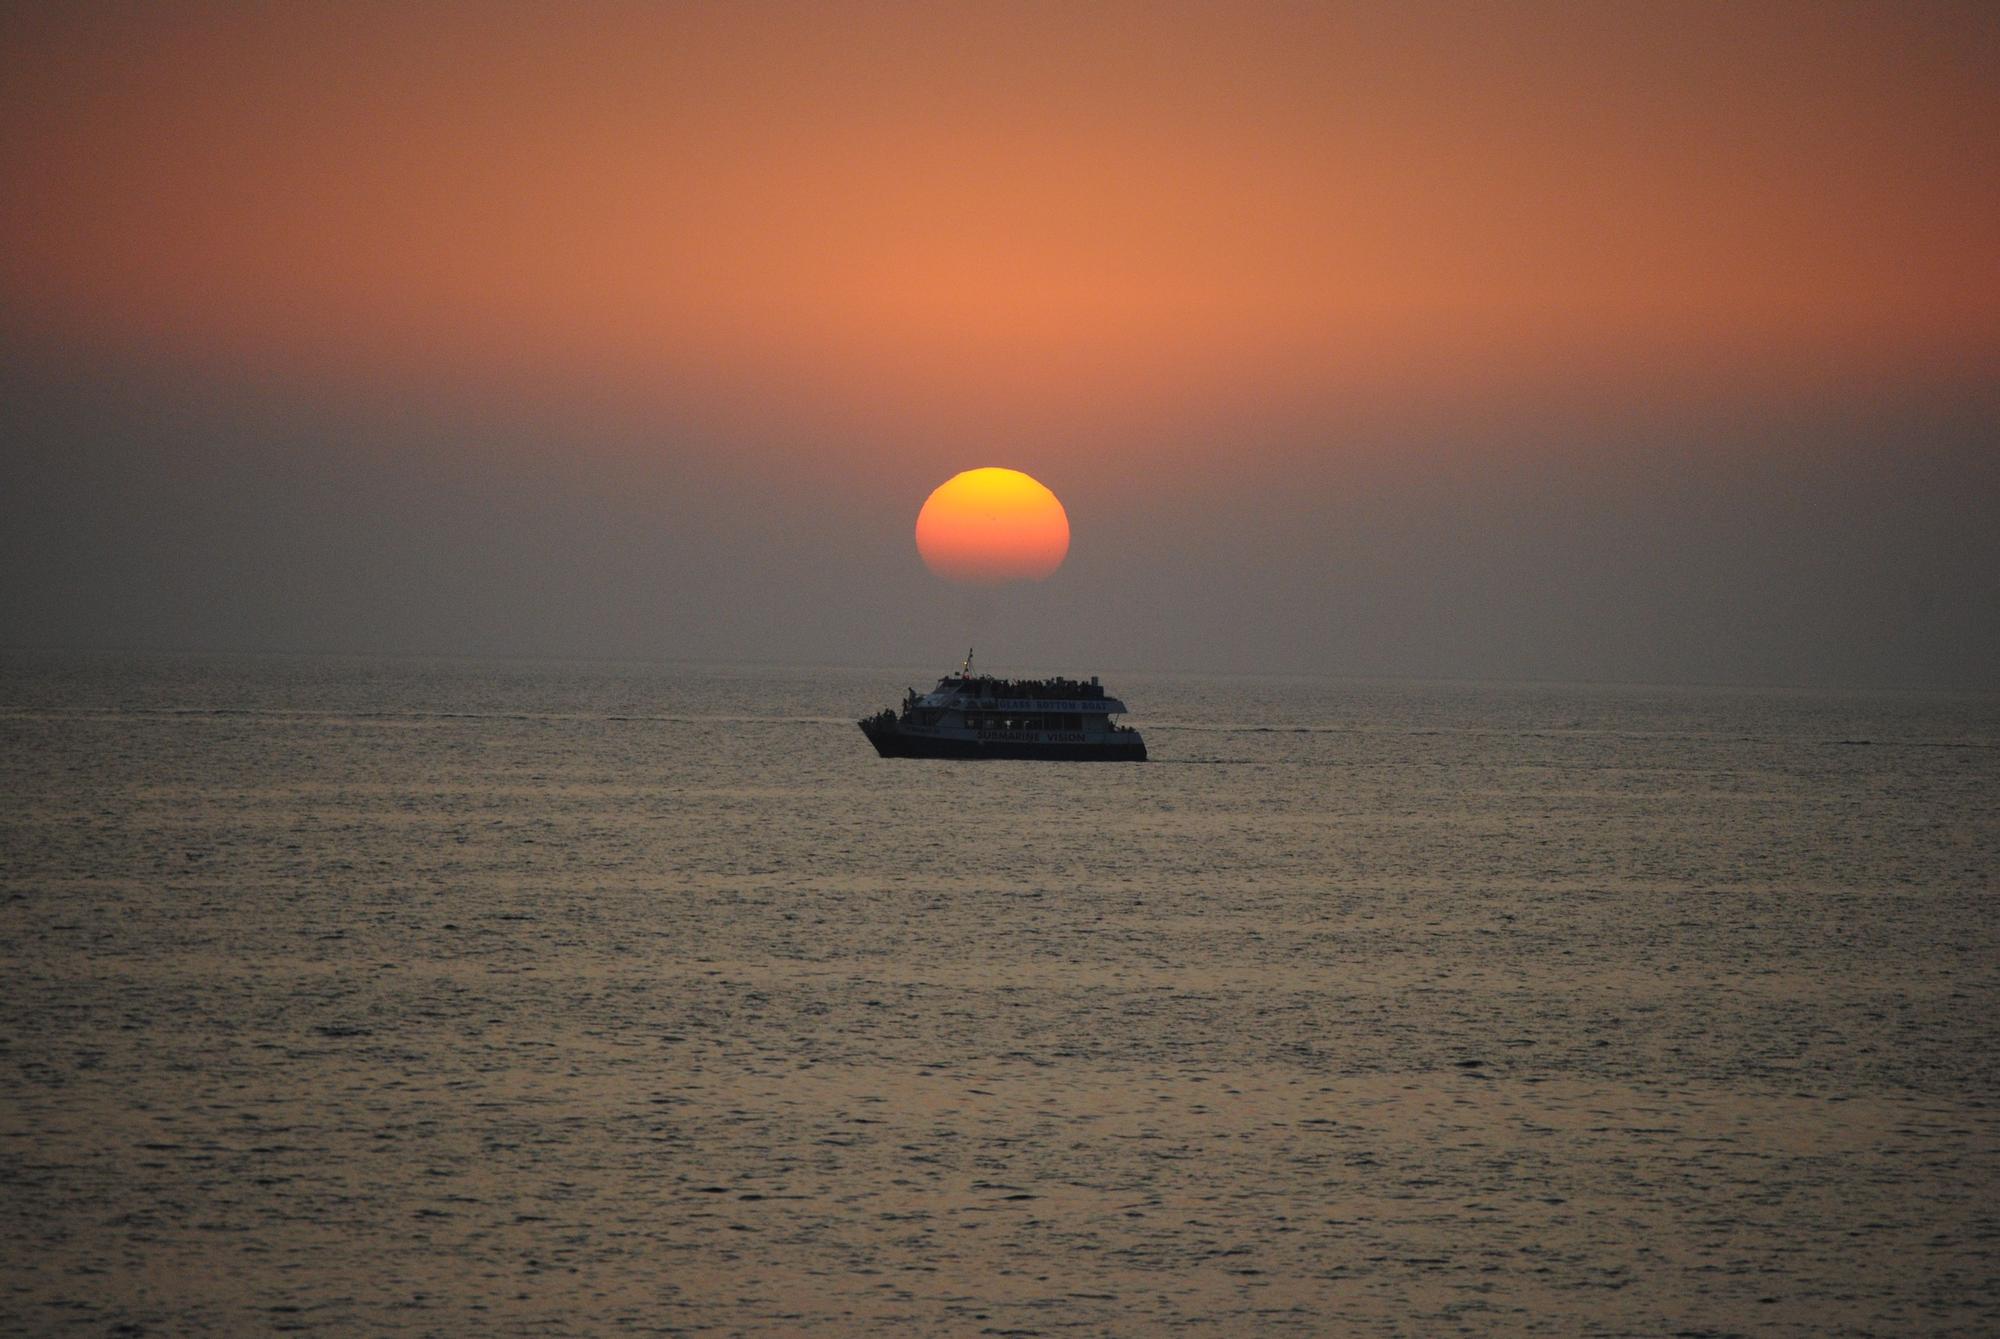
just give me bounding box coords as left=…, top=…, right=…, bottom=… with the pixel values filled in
left=859, top=650, right=1147, bottom=761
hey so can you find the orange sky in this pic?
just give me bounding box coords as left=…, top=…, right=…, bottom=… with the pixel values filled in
left=3, top=1, right=1995, bottom=451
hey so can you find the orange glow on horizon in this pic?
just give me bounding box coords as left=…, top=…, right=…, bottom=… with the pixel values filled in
left=916, top=468, right=1071, bottom=585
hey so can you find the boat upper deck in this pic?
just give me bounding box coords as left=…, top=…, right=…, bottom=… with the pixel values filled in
left=919, top=673, right=1129, bottom=715
left=935, top=673, right=1104, bottom=699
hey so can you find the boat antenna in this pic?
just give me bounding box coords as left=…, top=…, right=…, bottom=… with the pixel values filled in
left=960, top=646, right=974, bottom=678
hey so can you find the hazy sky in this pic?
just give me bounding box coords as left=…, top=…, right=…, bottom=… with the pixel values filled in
left=3, top=1, right=1995, bottom=687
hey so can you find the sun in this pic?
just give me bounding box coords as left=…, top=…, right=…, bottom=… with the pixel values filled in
left=915, top=468, right=1071, bottom=585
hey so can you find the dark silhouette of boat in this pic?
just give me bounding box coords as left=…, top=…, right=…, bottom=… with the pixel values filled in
left=859, top=650, right=1146, bottom=761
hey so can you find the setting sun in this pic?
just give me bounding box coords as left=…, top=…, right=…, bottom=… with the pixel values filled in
left=914, top=467, right=1070, bottom=585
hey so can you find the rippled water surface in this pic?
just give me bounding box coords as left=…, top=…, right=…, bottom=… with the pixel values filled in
left=2, top=653, right=1996, bottom=1336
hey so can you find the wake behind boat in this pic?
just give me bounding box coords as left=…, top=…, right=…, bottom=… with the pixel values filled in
left=859, top=651, right=1146, bottom=761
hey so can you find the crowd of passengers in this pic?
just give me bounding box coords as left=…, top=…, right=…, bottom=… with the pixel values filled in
left=945, top=675, right=1104, bottom=700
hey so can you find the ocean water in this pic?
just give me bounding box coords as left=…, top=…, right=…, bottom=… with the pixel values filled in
left=1, top=652, right=1995, bottom=1337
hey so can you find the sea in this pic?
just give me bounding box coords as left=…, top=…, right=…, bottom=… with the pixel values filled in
left=1, top=652, right=1995, bottom=1337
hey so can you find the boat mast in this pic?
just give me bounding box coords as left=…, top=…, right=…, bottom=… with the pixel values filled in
left=960, top=646, right=974, bottom=678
